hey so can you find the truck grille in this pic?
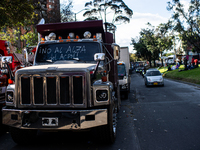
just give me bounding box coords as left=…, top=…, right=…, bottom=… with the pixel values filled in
left=19, top=73, right=86, bottom=108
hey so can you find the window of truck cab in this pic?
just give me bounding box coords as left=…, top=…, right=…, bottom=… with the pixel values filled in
left=117, top=64, right=126, bottom=76
left=36, top=42, right=102, bottom=62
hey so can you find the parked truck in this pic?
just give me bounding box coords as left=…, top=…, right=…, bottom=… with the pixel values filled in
left=117, top=47, right=131, bottom=99
left=0, top=40, right=22, bottom=130
left=2, top=20, right=121, bottom=144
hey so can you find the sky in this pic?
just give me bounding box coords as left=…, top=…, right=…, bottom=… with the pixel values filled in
left=60, top=0, right=190, bottom=53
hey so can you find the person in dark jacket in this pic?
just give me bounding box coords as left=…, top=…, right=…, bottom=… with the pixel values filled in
left=184, top=57, right=188, bottom=70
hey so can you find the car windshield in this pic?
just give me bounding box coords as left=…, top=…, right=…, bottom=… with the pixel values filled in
left=36, top=42, right=101, bottom=62
left=146, top=71, right=161, bottom=76
left=118, top=64, right=126, bottom=76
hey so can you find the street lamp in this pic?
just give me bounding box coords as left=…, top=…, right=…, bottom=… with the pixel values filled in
left=74, top=8, right=89, bottom=21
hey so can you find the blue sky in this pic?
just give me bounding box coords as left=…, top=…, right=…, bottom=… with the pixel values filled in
left=61, top=0, right=190, bottom=53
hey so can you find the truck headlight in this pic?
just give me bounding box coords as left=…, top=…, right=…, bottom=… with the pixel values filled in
left=6, top=90, right=14, bottom=105
left=96, top=90, right=108, bottom=101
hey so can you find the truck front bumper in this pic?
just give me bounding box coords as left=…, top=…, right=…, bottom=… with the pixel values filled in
left=2, top=108, right=107, bottom=130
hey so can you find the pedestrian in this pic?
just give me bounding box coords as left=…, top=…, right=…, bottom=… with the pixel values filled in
left=168, top=65, right=171, bottom=71
left=191, top=56, right=194, bottom=66
left=184, top=57, right=188, bottom=70
left=194, top=59, right=198, bottom=68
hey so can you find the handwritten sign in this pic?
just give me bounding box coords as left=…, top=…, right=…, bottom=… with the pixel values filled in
left=36, top=43, right=100, bottom=62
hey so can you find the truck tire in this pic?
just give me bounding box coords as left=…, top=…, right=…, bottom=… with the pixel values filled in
left=10, top=127, right=37, bottom=144
left=124, top=91, right=129, bottom=99
left=96, top=105, right=117, bottom=144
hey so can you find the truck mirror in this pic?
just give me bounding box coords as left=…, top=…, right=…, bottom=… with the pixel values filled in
left=112, top=43, right=120, bottom=60
left=94, top=53, right=105, bottom=61
left=1, top=56, right=12, bottom=64
left=23, top=48, right=28, bottom=64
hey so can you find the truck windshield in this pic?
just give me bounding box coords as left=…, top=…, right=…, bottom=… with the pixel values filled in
left=118, top=64, right=126, bottom=76
left=36, top=42, right=101, bottom=62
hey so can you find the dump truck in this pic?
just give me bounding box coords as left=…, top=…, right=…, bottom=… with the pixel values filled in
left=2, top=20, right=121, bottom=144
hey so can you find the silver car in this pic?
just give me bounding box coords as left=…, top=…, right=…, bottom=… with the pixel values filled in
left=144, top=69, right=164, bottom=87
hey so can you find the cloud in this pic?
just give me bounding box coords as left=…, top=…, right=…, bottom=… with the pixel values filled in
left=115, top=12, right=169, bottom=53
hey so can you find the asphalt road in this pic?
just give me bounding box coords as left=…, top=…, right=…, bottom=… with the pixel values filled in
left=0, top=72, right=200, bottom=150
left=132, top=72, right=200, bottom=150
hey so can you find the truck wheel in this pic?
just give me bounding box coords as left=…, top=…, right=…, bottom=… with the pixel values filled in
left=124, top=91, right=129, bottom=99
left=10, top=127, right=37, bottom=144
left=96, top=105, right=117, bottom=144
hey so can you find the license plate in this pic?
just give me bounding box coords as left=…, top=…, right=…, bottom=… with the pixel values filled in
left=153, top=82, right=158, bottom=85
left=42, top=118, right=58, bottom=126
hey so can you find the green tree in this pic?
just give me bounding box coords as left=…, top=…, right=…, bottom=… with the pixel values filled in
left=0, top=28, right=20, bottom=48
left=167, top=0, right=200, bottom=53
left=155, top=22, right=173, bottom=66
left=129, top=53, right=137, bottom=62
left=0, top=0, right=35, bottom=28
left=61, top=0, right=74, bottom=22
left=131, top=37, right=153, bottom=67
left=140, top=27, right=160, bottom=67
left=20, top=29, right=38, bottom=47
left=83, top=0, right=133, bottom=32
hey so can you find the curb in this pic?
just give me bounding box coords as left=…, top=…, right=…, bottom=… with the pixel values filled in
left=164, top=77, right=200, bottom=88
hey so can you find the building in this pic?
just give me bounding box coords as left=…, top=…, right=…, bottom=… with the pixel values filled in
left=46, top=0, right=61, bottom=23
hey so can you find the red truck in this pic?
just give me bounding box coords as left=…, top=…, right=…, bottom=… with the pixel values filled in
left=2, top=20, right=121, bottom=144
left=0, top=40, right=22, bottom=130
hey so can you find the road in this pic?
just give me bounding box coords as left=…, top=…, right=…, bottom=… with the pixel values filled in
left=132, top=72, right=200, bottom=150
left=0, top=71, right=200, bottom=150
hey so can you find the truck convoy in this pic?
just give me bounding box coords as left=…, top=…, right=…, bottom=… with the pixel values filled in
left=2, top=20, right=121, bottom=144
left=117, top=47, right=131, bottom=99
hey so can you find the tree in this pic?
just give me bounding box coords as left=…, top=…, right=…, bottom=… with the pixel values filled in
left=131, top=37, right=153, bottom=67
left=0, top=28, right=20, bottom=49
left=140, top=27, right=160, bottom=67
left=0, top=27, right=38, bottom=52
left=155, top=23, right=173, bottom=66
left=129, top=53, right=137, bottom=62
left=61, top=0, right=74, bottom=22
left=83, top=0, right=133, bottom=33
left=0, top=0, right=34, bottom=28
left=167, top=0, right=200, bottom=53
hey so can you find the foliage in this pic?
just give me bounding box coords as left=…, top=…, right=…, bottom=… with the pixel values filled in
left=164, top=52, right=175, bottom=57
left=131, top=37, right=153, bottom=66
left=129, top=53, right=137, bottom=62
left=61, top=0, right=74, bottom=22
left=131, top=22, right=173, bottom=67
left=0, top=28, right=20, bottom=48
left=83, top=0, right=133, bottom=32
left=0, top=0, right=35, bottom=28
left=167, top=0, right=200, bottom=53
left=155, top=23, right=173, bottom=65
left=0, top=26, right=38, bottom=52
left=20, top=30, right=38, bottom=47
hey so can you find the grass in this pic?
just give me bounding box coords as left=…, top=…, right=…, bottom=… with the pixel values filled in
left=158, top=64, right=200, bottom=85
